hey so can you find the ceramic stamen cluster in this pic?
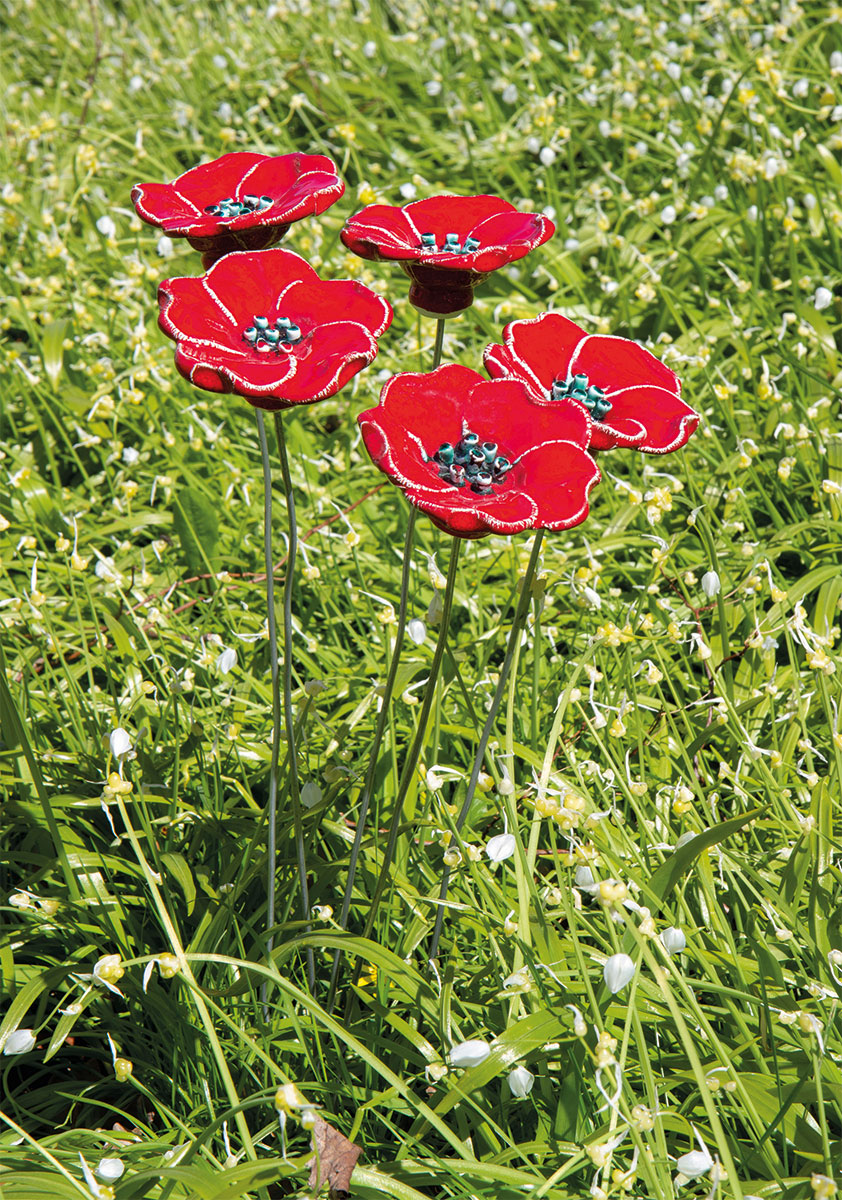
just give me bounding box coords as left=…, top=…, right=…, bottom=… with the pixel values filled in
left=243, top=316, right=302, bottom=351
left=420, top=232, right=481, bottom=253
left=552, top=373, right=613, bottom=422
left=205, top=194, right=273, bottom=218
left=430, top=431, right=512, bottom=495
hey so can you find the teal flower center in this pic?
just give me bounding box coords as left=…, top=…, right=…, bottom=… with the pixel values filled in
left=552, top=372, right=613, bottom=421
left=205, top=195, right=273, bottom=219
left=243, top=315, right=301, bottom=353
left=419, top=231, right=481, bottom=254
left=429, top=429, right=512, bottom=495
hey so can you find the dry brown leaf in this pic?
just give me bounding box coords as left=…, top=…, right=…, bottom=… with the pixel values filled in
left=308, top=1115, right=362, bottom=1199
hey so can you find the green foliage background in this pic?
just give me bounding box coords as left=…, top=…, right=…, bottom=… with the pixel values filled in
left=0, top=0, right=841, bottom=1196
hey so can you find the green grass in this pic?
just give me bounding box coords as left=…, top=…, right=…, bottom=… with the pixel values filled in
left=1, top=0, right=841, bottom=1196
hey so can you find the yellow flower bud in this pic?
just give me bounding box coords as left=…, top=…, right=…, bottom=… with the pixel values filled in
left=114, top=1058, right=133, bottom=1082
left=274, top=1083, right=309, bottom=1115
left=95, top=955, right=125, bottom=985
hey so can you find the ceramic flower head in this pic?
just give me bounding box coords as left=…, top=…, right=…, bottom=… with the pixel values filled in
left=132, top=151, right=344, bottom=267
left=157, top=247, right=392, bottom=409
left=484, top=312, right=698, bottom=453
left=341, top=194, right=555, bottom=318
left=358, top=364, right=600, bottom=538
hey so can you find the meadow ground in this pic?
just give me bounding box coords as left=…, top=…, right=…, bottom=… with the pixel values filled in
left=1, top=0, right=841, bottom=1197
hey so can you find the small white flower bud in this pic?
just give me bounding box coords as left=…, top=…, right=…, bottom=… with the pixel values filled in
left=603, top=953, right=635, bottom=994
left=407, top=618, right=426, bottom=645
left=216, top=647, right=237, bottom=674
left=3, top=1029, right=36, bottom=1055
left=427, top=591, right=443, bottom=625
left=450, top=1039, right=491, bottom=1068
left=676, top=1148, right=713, bottom=1179
left=507, top=1065, right=535, bottom=1098
left=497, top=767, right=514, bottom=796
left=661, top=926, right=686, bottom=955
left=96, top=1158, right=125, bottom=1182
left=109, top=728, right=132, bottom=759
left=574, top=865, right=598, bottom=893
left=701, top=570, right=721, bottom=598
left=486, top=833, right=516, bottom=862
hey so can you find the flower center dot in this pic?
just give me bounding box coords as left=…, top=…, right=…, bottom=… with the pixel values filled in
left=243, top=315, right=301, bottom=352
left=551, top=372, right=613, bottom=421
left=205, top=194, right=273, bottom=219
left=429, top=428, right=511, bottom=494
left=419, top=231, right=481, bottom=254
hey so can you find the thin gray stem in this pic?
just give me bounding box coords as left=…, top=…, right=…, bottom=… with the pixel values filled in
left=325, top=505, right=417, bottom=1012
left=357, top=537, right=462, bottom=952
left=428, top=529, right=545, bottom=965
left=432, top=318, right=445, bottom=369
left=256, top=411, right=281, bottom=994
left=273, top=410, right=315, bottom=992
left=330, top=315, right=447, bottom=1003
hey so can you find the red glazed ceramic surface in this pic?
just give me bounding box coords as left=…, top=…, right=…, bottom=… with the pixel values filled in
left=157, top=247, right=392, bottom=410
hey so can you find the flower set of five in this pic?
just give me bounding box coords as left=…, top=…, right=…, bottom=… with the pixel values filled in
left=133, top=149, right=698, bottom=538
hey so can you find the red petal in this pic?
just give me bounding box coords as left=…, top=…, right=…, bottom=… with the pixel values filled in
left=173, top=152, right=272, bottom=199
left=158, top=275, right=242, bottom=347
left=359, top=411, right=461, bottom=496
left=228, top=152, right=336, bottom=196
left=516, top=442, right=600, bottom=530
left=461, top=378, right=592, bottom=456
left=469, top=211, right=554, bottom=271
left=132, top=182, right=204, bottom=230
left=281, top=321, right=380, bottom=402
left=341, top=206, right=419, bottom=260
left=361, top=365, right=487, bottom=474
left=570, top=334, right=680, bottom=396
left=159, top=250, right=318, bottom=346
left=504, top=313, right=589, bottom=391
left=405, top=193, right=512, bottom=237
left=588, top=418, right=646, bottom=450
left=408, top=485, right=540, bottom=538
left=207, top=246, right=316, bottom=310
left=605, top=386, right=699, bottom=453
left=477, top=340, right=544, bottom=391
left=133, top=153, right=342, bottom=236
left=482, top=342, right=512, bottom=378
left=483, top=341, right=543, bottom=398
left=278, top=278, right=392, bottom=337
left=173, top=338, right=296, bottom=399
left=234, top=156, right=343, bottom=219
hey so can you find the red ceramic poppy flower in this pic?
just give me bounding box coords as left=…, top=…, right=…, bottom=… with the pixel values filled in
left=358, top=364, right=600, bottom=538
left=341, top=194, right=555, bottom=318
left=484, top=312, right=698, bottom=454
left=132, top=152, right=344, bottom=266
left=157, top=247, right=392, bottom=409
